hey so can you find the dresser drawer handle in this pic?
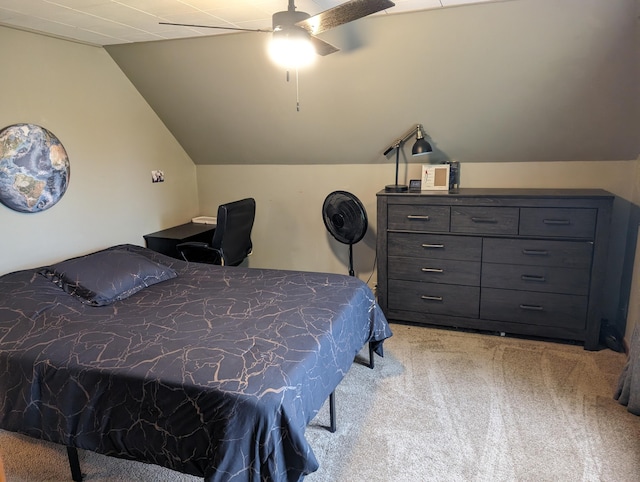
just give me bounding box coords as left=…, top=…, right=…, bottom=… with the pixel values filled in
left=421, top=295, right=444, bottom=301
left=519, top=304, right=544, bottom=311
left=422, top=268, right=444, bottom=273
left=543, top=219, right=571, bottom=225
left=421, top=243, right=445, bottom=249
left=521, top=274, right=546, bottom=282
left=470, top=217, right=497, bottom=224
left=522, top=249, right=549, bottom=256
left=407, top=215, right=430, bottom=220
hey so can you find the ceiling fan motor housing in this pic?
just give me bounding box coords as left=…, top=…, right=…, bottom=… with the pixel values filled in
left=161, top=1, right=396, bottom=59
left=272, top=10, right=310, bottom=31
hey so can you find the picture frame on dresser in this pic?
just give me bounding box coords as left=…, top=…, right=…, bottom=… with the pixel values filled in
left=376, top=188, right=614, bottom=350
left=421, top=164, right=450, bottom=190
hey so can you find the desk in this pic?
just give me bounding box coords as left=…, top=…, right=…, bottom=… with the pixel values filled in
left=144, top=222, right=216, bottom=259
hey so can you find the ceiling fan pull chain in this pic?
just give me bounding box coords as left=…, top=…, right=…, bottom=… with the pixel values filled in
left=296, top=68, right=301, bottom=112
left=283, top=69, right=300, bottom=111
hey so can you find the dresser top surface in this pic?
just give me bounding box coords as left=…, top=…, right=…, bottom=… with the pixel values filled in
left=377, top=188, right=614, bottom=199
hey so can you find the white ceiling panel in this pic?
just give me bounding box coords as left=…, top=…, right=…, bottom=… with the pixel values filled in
left=0, top=0, right=515, bottom=46
left=47, top=1, right=112, bottom=7
left=201, top=5, right=273, bottom=24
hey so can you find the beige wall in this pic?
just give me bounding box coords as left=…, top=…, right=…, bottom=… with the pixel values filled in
left=197, top=160, right=637, bottom=328
left=0, top=27, right=199, bottom=274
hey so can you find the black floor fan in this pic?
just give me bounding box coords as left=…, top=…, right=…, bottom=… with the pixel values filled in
left=322, top=191, right=374, bottom=433
left=322, top=191, right=368, bottom=277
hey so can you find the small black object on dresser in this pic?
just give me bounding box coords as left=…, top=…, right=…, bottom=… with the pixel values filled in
left=376, top=188, right=614, bottom=350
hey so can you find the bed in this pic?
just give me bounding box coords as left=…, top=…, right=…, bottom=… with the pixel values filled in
left=0, top=244, right=391, bottom=481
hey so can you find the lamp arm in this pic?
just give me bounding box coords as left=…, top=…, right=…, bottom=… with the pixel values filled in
left=383, top=124, right=421, bottom=155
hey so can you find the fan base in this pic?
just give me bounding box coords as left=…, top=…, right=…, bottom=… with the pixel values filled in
left=385, top=184, right=409, bottom=193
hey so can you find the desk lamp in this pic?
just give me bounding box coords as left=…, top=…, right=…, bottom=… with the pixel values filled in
left=383, top=124, right=432, bottom=192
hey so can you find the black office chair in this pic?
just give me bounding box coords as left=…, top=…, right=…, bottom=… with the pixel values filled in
left=176, top=198, right=256, bottom=266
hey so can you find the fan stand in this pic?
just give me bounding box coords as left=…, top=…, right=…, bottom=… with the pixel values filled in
left=348, top=243, right=355, bottom=277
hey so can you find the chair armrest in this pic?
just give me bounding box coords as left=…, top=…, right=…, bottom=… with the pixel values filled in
left=175, top=242, right=222, bottom=264
left=176, top=241, right=210, bottom=250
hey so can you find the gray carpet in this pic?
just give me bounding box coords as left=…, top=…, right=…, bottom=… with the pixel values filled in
left=2, top=324, right=639, bottom=481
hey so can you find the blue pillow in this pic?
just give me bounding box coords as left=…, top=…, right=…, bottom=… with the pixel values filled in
left=39, top=248, right=177, bottom=306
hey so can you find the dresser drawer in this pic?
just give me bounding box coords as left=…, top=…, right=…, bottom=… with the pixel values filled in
left=389, top=280, right=480, bottom=317
left=483, top=238, right=593, bottom=268
left=519, top=208, right=596, bottom=239
left=480, top=288, right=587, bottom=329
left=388, top=205, right=450, bottom=232
left=481, top=264, right=590, bottom=295
left=451, top=207, right=519, bottom=235
left=389, top=256, right=481, bottom=285
left=388, top=233, right=482, bottom=260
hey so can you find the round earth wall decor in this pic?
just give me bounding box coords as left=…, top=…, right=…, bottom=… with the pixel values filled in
left=0, top=123, right=70, bottom=213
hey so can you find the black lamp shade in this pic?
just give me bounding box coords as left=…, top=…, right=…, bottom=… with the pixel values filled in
left=412, top=137, right=432, bottom=156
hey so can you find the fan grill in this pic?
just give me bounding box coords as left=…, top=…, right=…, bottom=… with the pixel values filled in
left=322, top=191, right=367, bottom=245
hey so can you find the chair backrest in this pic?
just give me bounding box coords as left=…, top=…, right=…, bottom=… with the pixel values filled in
left=211, top=198, right=256, bottom=266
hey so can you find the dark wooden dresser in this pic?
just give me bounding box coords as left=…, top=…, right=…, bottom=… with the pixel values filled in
left=376, top=188, right=614, bottom=350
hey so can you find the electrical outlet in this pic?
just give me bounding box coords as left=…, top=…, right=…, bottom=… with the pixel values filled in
left=151, top=170, right=164, bottom=183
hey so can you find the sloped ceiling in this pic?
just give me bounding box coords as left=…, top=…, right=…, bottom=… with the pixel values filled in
left=106, top=0, right=640, bottom=165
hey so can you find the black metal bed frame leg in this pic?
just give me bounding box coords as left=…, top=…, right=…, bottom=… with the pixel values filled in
left=329, top=391, right=336, bottom=433
left=368, top=342, right=375, bottom=369
left=66, top=446, right=83, bottom=482
left=327, top=342, right=376, bottom=433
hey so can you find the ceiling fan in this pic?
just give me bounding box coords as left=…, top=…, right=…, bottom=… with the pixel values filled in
left=160, top=0, right=395, bottom=67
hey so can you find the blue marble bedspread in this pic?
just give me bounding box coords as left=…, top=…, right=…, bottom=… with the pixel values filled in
left=0, top=245, right=392, bottom=481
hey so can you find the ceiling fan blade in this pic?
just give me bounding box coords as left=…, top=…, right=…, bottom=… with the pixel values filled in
left=159, top=22, right=270, bottom=33
left=311, top=36, right=340, bottom=56
left=296, top=0, right=395, bottom=36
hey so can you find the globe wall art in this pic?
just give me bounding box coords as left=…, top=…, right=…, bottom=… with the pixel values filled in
left=0, top=123, right=70, bottom=213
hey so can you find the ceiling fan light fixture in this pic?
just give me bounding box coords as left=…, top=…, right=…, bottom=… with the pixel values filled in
left=162, top=1, right=397, bottom=67
left=269, top=27, right=316, bottom=69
